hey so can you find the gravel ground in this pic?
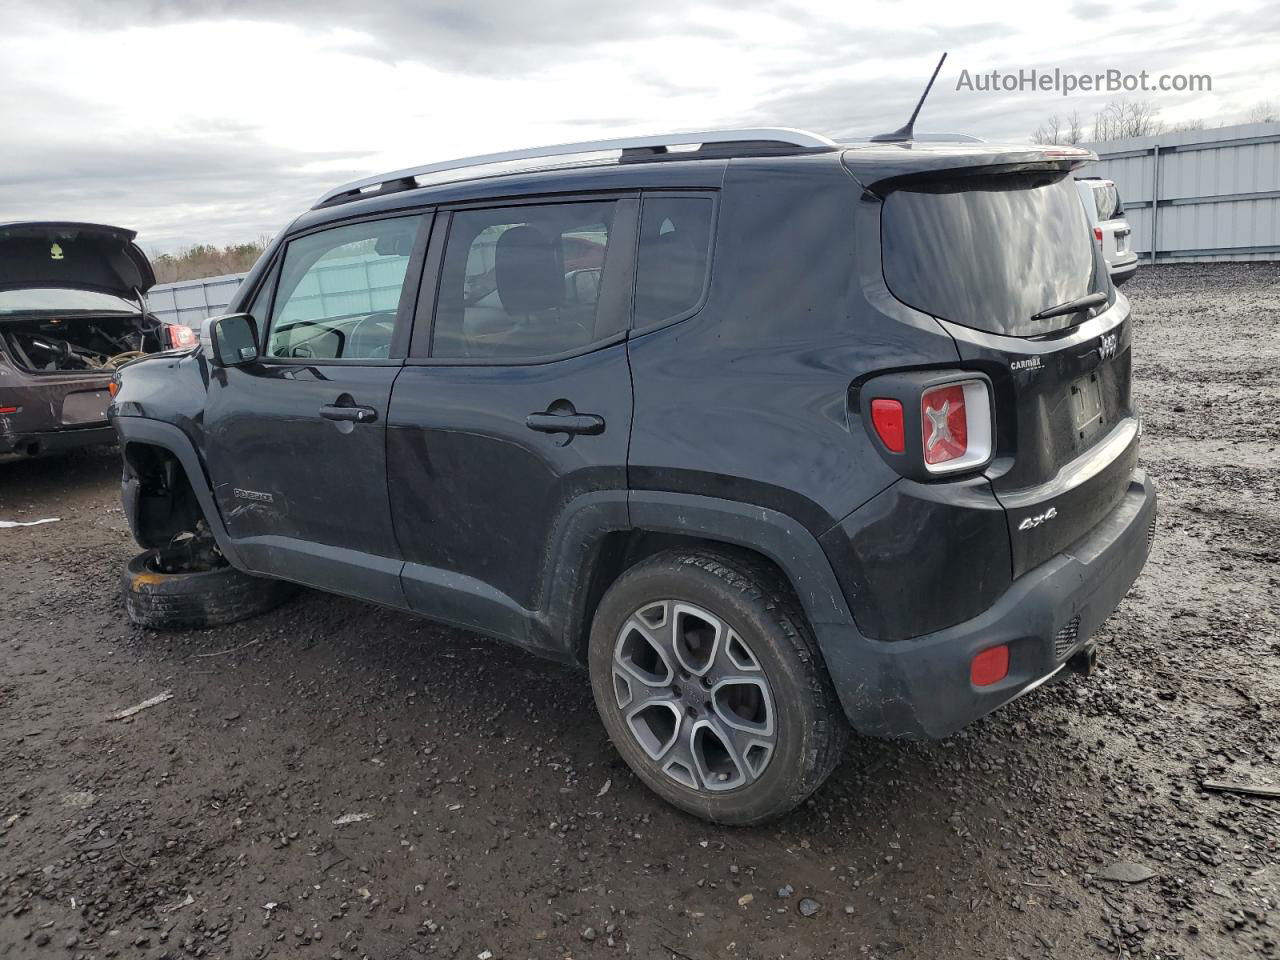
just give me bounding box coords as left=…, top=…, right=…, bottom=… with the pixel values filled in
left=1, top=262, right=1277, bottom=960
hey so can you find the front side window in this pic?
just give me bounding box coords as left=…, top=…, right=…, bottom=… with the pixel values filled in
left=432, top=201, right=618, bottom=360
left=266, top=215, right=423, bottom=360
left=634, top=196, right=713, bottom=329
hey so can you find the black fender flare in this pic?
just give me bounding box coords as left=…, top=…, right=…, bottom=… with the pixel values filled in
left=112, top=416, right=246, bottom=568
left=540, top=489, right=861, bottom=667
left=627, top=491, right=855, bottom=628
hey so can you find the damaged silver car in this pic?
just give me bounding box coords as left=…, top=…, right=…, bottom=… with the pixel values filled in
left=0, top=221, right=196, bottom=458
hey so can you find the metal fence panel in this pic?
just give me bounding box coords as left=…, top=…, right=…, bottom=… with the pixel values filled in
left=1081, top=121, right=1280, bottom=262
left=147, top=273, right=246, bottom=327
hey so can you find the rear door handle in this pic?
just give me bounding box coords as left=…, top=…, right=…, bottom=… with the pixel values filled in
left=526, top=412, right=605, bottom=435
left=320, top=404, right=378, bottom=423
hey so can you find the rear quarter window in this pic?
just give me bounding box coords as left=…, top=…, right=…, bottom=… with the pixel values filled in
left=633, top=195, right=714, bottom=329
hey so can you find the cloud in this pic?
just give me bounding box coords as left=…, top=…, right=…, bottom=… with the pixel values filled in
left=42, top=0, right=746, bottom=73
left=2, top=0, right=1276, bottom=250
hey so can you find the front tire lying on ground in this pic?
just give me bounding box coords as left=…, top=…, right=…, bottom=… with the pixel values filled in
left=122, top=546, right=296, bottom=630
left=588, top=549, right=847, bottom=825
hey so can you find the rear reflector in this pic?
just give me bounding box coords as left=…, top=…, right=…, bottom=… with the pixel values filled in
left=970, top=645, right=1009, bottom=686
left=1093, top=226, right=1103, bottom=245
left=921, top=379, right=992, bottom=475
left=869, top=398, right=905, bottom=453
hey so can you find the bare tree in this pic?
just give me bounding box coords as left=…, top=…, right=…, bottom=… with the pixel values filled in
left=1091, top=99, right=1165, bottom=141
left=1166, top=117, right=1206, bottom=132
left=1247, top=100, right=1277, bottom=123
left=1031, top=112, right=1084, bottom=145
left=1066, top=110, right=1084, bottom=144
left=1032, top=115, right=1063, bottom=144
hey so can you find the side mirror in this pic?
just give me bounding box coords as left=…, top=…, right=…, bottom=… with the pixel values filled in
left=202, top=313, right=259, bottom=367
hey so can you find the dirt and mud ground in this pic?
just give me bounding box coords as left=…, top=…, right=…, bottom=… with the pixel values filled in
left=2, top=263, right=1277, bottom=960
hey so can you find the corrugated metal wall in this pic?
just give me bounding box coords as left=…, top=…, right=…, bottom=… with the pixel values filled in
left=147, top=272, right=245, bottom=327
left=1081, top=122, right=1280, bottom=263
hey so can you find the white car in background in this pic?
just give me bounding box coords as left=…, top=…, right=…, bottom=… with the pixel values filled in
left=1076, top=177, right=1138, bottom=286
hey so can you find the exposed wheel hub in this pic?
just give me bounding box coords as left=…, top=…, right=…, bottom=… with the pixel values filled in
left=611, top=600, right=777, bottom=793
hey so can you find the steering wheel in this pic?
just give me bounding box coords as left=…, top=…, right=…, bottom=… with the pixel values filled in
left=348, top=311, right=398, bottom=359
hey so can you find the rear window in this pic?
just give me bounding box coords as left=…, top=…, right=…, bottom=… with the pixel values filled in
left=882, top=173, right=1104, bottom=337
left=0, top=288, right=136, bottom=316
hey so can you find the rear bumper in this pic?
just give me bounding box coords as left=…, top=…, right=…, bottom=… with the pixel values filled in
left=1109, top=257, right=1139, bottom=286
left=817, top=467, right=1156, bottom=739
left=0, top=425, right=117, bottom=457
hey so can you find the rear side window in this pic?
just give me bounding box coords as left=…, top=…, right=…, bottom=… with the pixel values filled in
left=634, top=196, right=713, bottom=328
left=882, top=173, right=1103, bottom=338
left=432, top=201, right=619, bottom=360
left=267, top=216, right=422, bottom=360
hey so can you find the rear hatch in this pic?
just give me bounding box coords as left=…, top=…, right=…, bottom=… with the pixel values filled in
left=0, top=222, right=155, bottom=300
left=0, top=222, right=163, bottom=378
left=848, top=144, right=1138, bottom=578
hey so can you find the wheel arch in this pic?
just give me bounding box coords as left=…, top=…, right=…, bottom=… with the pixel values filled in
left=551, top=491, right=857, bottom=667
left=114, top=417, right=244, bottom=566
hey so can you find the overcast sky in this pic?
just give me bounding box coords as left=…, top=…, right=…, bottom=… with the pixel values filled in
left=3, top=0, right=1277, bottom=252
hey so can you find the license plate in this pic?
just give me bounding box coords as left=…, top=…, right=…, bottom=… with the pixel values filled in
left=61, top=388, right=112, bottom=425
left=1069, top=373, right=1104, bottom=437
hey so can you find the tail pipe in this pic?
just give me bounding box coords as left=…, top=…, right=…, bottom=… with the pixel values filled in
left=1068, top=642, right=1098, bottom=677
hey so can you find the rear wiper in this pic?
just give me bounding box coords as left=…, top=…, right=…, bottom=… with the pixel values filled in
left=1030, top=291, right=1107, bottom=322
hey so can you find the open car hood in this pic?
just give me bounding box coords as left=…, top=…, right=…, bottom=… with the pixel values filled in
left=0, top=221, right=156, bottom=301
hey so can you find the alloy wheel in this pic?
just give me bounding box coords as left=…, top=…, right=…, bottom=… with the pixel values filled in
left=611, top=599, right=777, bottom=792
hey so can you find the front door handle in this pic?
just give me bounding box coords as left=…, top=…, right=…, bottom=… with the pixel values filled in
left=320, top=404, right=378, bottom=423
left=526, top=412, right=605, bottom=436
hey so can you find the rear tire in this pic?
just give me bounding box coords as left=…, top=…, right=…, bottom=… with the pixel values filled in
left=122, top=547, right=296, bottom=630
left=588, top=548, right=846, bottom=825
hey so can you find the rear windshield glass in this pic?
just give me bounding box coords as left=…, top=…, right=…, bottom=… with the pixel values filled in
left=882, top=173, right=1104, bottom=337
left=0, top=288, right=137, bottom=316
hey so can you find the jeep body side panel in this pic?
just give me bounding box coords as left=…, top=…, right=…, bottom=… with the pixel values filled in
left=626, top=155, right=994, bottom=643
left=626, top=155, right=959, bottom=535
left=387, top=347, right=634, bottom=655
left=202, top=361, right=408, bottom=607
left=192, top=213, right=435, bottom=608
left=386, top=199, right=639, bottom=658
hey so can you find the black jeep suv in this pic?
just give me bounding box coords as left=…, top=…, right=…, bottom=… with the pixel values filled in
left=110, top=129, right=1156, bottom=824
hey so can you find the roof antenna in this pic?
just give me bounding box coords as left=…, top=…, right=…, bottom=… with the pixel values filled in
left=870, top=52, right=948, bottom=143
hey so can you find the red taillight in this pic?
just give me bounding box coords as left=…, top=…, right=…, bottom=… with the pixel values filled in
left=970, top=645, right=1009, bottom=687
left=1093, top=227, right=1103, bottom=245
left=165, top=324, right=198, bottom=349
left=0, top=405, right=19, bottom=415
left=919, top=380, right=992, bottom=475
left=921, top=384, right=968, bottom=465
left=869, top=398, right=905, bottom=453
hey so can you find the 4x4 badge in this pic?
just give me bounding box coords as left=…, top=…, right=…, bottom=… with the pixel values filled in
left=1018, top=506, right=1058, bottom=531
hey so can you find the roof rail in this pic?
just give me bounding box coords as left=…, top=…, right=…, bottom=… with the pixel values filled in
left=313, top=128, right=838, bottom=209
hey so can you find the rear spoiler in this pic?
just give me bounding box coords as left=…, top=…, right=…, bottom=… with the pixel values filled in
left=842, top=143, right=1097, bottom=198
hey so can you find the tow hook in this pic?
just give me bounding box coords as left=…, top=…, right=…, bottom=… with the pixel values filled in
left=1068, top=643, right=1098, bottom=677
